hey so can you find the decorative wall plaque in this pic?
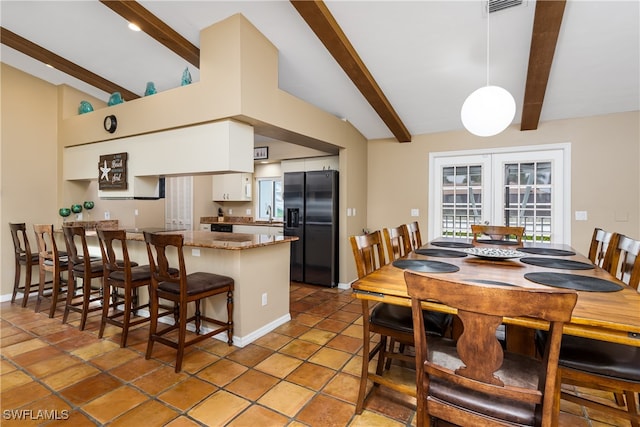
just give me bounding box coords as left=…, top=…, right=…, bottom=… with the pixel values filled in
left=254, top=146, right=268, bottom=160
left=99, top=152, right=128, bottom=190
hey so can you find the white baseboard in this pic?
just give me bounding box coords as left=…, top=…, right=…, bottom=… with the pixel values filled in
left=114, top=308, right=291, bottom=348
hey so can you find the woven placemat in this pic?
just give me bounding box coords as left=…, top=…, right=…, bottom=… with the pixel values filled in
left=518, top=247, right=576, bottom=256
left=414, top=248, right=467, bottom=258
left=520, top=257, right=594, bottom=270
left=524, top=272, right=623, bottom=292
left=392, top=259, right=459, bottom=273
left=475, top=239, right=520, bottom=246
left=430, top=241, right=474, bottom=249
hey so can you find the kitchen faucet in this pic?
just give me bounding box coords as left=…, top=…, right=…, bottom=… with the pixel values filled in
left=266, top=204, right=272, bottom=223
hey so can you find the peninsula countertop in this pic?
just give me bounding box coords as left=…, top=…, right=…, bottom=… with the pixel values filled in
left=124, top=229, right=297, bottom=250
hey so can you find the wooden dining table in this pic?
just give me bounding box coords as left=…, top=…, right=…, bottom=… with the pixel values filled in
left=352, top=238, right=640, bottom=354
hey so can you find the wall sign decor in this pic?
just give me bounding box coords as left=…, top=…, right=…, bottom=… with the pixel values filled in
left=254, top=146, right=268, bottom=160
left=99, top=152, right=128, bottom=190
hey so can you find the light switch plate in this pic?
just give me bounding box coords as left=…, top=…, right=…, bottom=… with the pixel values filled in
left=575, top=211, right=588, bottom=221
left=411, top=209, right=420, bottom=217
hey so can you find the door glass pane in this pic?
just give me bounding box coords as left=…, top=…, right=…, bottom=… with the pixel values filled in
left=441, top=165, right=483, bottom=238
left=503, top=161, right=552, bottom=242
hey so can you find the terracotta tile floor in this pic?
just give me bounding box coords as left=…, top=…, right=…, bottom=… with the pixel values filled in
left=0, top=283, right=634, bottom=426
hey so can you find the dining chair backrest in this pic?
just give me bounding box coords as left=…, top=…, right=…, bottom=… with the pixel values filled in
left=406, top=221, right=422, bottom=251
left=9, top=222, right=39, bottom=306
left=404, top=270, right=578, bottom=427
left=603, top=233, right=640, bottom=290
left=62, top=225, right=93, bottom=271
left=350, top=230, right=387, bottom=279
left=96, top=229, right=136, bottom=281
left=471, top=224, right=524, bottom=243
left=10, top=222, right=32, bottom=261
left=383, top=225, right=411, bottom=261
left=144, top=232, right=188, bottom=291
left=588, top=227, right=615, bottom=268
left=33, top=224, right=61, bottom=267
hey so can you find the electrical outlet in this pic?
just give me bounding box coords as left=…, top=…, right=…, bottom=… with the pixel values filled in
left=246, top=209, right=251, bottom=215
left=575, top=211, right=588, bottom=221
left=192, top=248, right=200, bottom=257
left=228, top=208, right=233, bottom=215
left=104, top=211, right=110, bottom=220
left=134, top=209, right=139, bottom=216
left=261, top=293, right=268, bottom=306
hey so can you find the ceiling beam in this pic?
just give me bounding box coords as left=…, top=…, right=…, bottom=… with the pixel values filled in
left=521, top=0, right=566, bottom=130
left=290, top=0, right=411, bottom=142
left=0, top=27, right=139, bottom=101
left=99, top=0, right=199, bottom=68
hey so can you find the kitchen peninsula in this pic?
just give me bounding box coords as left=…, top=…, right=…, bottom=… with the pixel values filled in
left=95, top=229, right=297, bottom=347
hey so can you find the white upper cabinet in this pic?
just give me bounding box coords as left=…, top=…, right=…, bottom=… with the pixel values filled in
left=213, top=173, right=253, bottom=201
left=281, top=156, right=339, bottom=173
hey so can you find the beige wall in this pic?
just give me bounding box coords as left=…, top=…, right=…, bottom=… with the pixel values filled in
left=367, top=111, right=640, bottom=257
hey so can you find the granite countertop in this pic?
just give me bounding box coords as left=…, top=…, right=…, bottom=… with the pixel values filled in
left=125, top=230, right=297, bottom=250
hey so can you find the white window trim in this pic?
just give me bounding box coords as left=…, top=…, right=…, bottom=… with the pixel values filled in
left=428, top=143, right=571, bottom=243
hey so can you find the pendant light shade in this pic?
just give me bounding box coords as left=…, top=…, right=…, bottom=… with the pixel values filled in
left=461, top=85, right=516, bottom=137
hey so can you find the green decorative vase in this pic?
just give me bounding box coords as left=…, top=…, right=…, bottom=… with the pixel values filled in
left=83, top=201, right=95, bottom=210
left=71, top=204, right=83, bottom=214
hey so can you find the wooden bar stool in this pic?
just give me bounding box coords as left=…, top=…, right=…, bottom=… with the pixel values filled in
left=9, top=223, right=40, bottom=307
left=97, top=229, right=152, bottom=347
left=61, top=225, right=104, bottom=330
left=33, top=224, right=69, bottom=318
left=144, top=232, right=234, bottom=373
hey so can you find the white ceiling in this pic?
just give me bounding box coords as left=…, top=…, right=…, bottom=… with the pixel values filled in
left=1, top=0, right=638, bottom=142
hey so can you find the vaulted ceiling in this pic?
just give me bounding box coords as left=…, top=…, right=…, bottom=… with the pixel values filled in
left=1, top=0, right=638, bottom=143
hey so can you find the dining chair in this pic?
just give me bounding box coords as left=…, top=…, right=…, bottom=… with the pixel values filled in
left=97, top=229, right=153, bottom=347
left=382, top=225, right=412, bottom=261
left=406, top=221, right=422, bottom=251
left=9, top=223, right=40, bottom=307
left=33, top=224, right=69, bottom=318
left=144, top=232, right=234, bottom=373
left=471, top=224, right=525, bottom=244
left=61, top=225, right=103, bottom=330
left=405, top=270, right=577, bottom=427
left=605, top=233, right=640, bottom=290
left=350, top=230, right=451, bottom=414
left=543, top=232, right=640, bottom=426
left=588, top=227, right=616, bottom=268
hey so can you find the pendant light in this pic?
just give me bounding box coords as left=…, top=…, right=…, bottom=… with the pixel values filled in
left=461, top=2, right=515, bottom=137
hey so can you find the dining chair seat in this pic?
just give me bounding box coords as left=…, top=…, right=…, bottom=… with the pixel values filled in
left=157, top=271, right=233, bottom=296
left=71, top=260, right=105, bottom=274
left=427, top=337, right=542, bottom=426
left=371, top=304, right=451, bottom=337
left=107, top=264, right=160, bottom=282
left=540, top=333, right=640, bottom=381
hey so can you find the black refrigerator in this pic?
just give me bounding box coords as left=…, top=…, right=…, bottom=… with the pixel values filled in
left=284, top=170, right=339, bottom=287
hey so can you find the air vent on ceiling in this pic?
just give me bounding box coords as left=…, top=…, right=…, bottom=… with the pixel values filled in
left=489, top=0, right=523, bottom=13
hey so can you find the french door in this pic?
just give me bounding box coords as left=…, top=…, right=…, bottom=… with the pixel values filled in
left=429, top=144, right=571, bottom=243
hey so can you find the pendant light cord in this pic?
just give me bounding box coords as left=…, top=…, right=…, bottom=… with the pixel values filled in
left=486, top=1, right=490, bottom=86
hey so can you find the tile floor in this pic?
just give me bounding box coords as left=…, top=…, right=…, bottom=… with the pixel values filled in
left=1, top=283, right=634, bottom=426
